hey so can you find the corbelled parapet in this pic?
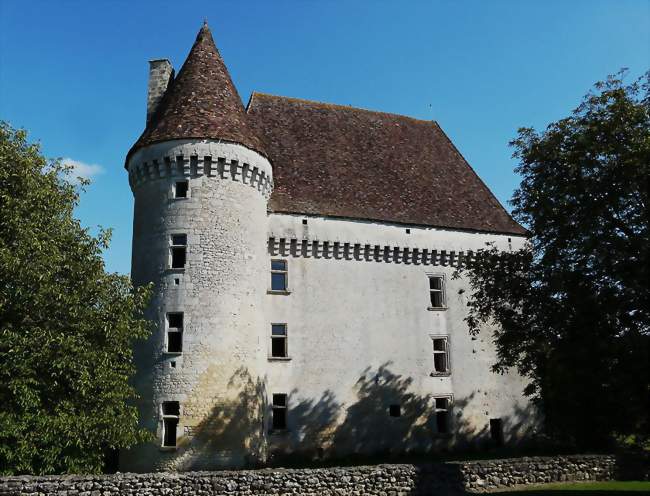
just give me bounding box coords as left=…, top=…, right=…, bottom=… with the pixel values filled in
left=126, top=140, right=273, bottom=199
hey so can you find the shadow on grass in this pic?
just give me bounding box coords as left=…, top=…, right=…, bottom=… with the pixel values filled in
left=489, top=481, right=650, bottom=495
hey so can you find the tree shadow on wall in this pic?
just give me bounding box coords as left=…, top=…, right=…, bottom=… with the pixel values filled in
left=173, top=362, right=539, bottom=474
left=174, top=366, right=267, bottom=470
left=270, top=362, right=540, bottom=467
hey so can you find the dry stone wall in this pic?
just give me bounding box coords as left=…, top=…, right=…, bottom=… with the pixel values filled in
left=455, top=454, right=616, bottom=491
left=2, top=454, right=643, bottom=496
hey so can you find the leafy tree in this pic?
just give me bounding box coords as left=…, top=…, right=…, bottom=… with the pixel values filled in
left=0, top=122, right=152, bottom=475
left=457, top=72, right=649, bottom=449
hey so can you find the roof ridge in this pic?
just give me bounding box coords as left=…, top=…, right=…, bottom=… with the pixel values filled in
left=248, top=91, right=438, bottom=126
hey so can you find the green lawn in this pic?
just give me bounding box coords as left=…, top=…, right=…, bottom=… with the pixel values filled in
left=490, top=481, right=650, bottom=495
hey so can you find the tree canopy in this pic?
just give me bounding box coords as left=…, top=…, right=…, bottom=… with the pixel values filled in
left=458, top=71, right=649, bottom=449
left=0, top=122, right=152, bottom=475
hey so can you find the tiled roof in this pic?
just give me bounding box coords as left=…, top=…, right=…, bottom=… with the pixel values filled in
left=125, top=23, right=267, bottom=165
left=247, top=93, right=526, bottom=235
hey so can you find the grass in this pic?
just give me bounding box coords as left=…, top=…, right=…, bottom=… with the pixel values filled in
left=490, top=481, right=650, bottom=495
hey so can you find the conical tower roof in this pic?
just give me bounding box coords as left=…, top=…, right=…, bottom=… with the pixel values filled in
left=126, top=23, right=267, bottom=165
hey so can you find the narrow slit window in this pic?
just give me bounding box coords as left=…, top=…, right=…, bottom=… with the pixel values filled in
left=429, top=275, right=445, bottom=308
left=271, top=393, right=287, bottom=430
left=166, top=313, right=183, bottom=353
left=434, top=397, right=450, bottom=434
left=161, top=401, right=180, bottom=447
left=432, top=337, right=449, bottom=374
left=170, top=234, right=187, bottom=269
left=270, top=260, right=287, bottom=291
left=271, top=324, right=287, bottom=358
left=389, top=404, right=401, bottom=417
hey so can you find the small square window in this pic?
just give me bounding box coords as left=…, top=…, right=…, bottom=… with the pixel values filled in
left=389, top=404, right=401, bottom=417
left=162, top=401, right=179, bottom=416
left=174, top=181, right=188, bottom=198
left=270, top=324, right=288, bottom=358
left=171, top=234, right=187, bottom=246
left=272, top=393, right=287, bottom=430
left=270, top=260, right=288, bottom=291
left=271, top=260, right=286, bottom=271
left=168, top=313, right=183, bottom=329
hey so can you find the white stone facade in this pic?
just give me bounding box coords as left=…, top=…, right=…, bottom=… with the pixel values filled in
left=122, top=138, right=536, bottom=472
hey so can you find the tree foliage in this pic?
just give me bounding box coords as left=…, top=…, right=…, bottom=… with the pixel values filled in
left=457, top=71, right=650, bottom=449
left=0, top=122, right=152, bottom=475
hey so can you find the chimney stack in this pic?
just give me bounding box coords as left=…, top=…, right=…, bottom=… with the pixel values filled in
left=147, top=59, right=174, bottom=124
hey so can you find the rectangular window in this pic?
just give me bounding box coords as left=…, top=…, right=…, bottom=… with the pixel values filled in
left=270, top=260, right=287, bottom=291
left=271, top=393, right=287, bottom=430
left=432, top=337, right=450, bottom=374
left=171, top=234, right=187, bottom=269
left=166, top=313, right=183, bottom=353
left=490, top=418, right=504, bottom=445
left=161, top=401, right=180, bottom=447
left=174, top=180, right=188, bottom=198
left=429, top=275, right=445, bottom=308
left=434, top=397, right=450, bottom=434
left=271, top=324, right=287, bottom=358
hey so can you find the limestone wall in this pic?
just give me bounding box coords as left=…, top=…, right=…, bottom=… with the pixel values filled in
left=124, top=140, right=272, bottom=471
left=2, top=454, right=642, bottom=495
left=124, top=138, right=539, bottom=470
left=264, top=213, right=535, bottom=459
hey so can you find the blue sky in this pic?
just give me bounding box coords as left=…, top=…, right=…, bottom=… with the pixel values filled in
left=1, top=0, right=648, bottom=274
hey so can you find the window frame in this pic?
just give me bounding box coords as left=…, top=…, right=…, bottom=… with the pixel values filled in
left=165, top=312, right=184, bottom=355
left=172, top=180, right=189, bottom=199
left=427, top=273, right=447, bottom=310
left=169, top=233, right=187, bottom=270
left=429, top=334, right=451, bottom=376
left=270, top=393, right=288, bottom=432
left=160, top=401, right=180, bottom=449
left=269, top=323, right=290, bottom=361
left=433, top=395, right=453, bottom=435
left=490, top=418, right=504, bottom=445
left=268, top=259, right=290, bottom=294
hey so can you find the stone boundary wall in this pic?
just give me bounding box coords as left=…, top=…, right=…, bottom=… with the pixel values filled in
left=2, top=454, right=646, bottom=496
left=454, top=454, right=617, bottom=492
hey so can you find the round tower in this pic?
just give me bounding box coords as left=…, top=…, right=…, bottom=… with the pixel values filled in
left=121, top=23, right=272, bottom=471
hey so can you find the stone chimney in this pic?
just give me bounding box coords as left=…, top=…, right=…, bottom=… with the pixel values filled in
left=146, top=59, right=174, bottom=124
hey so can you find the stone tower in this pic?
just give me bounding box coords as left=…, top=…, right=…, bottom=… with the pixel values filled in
left=122, top=23, right=273, bottom=471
